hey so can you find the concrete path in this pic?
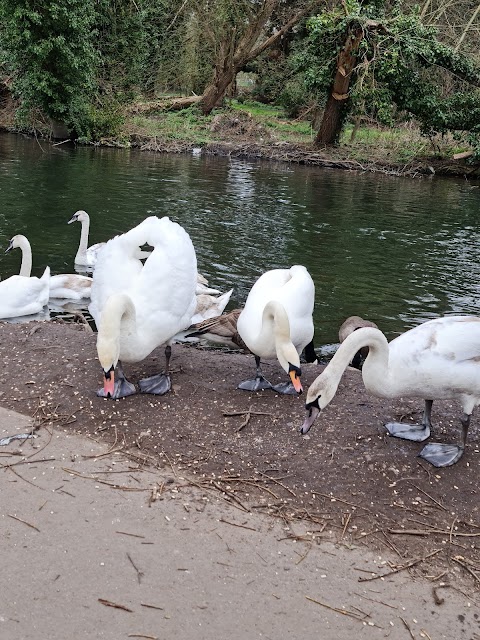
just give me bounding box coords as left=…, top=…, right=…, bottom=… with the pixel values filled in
left=1, top=407, right=478, bottom=640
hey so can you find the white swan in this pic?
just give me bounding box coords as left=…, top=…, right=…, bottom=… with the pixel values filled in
left=300, top=315, right=480, bottom=467
left=236, top=265, right=316, bottom=395
left=6, top=234, right=92, bottom=301
left=191, top=288, right=233, bottom=324
left=89, top=216, right=197, bottom=399
left=0, top=266, right=50, bottom=319
left=68, top=210, right=106, bottom=267
left=338, top=315, right=378, bottom=369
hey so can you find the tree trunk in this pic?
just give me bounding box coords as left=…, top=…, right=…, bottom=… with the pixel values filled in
left=198, top=1, right=322, bottom=116
left=199, top=67, right=238, bottom=115
left=314, top=27, right=364, bottom=147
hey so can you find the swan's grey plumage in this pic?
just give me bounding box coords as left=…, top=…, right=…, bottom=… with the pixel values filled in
left=186, top=309, right=247, bottom=350
left=338, top=315, right=378, bottom=369
left=191, top=288, right=233, bottom=324
left=301, top=315, right=480, bottom=467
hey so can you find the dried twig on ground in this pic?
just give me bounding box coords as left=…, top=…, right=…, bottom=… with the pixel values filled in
left=98, top=598, right=133, bottom=612
left=358, top=549, right=442, bottom=582
left=7, top=513, right=40, bottom=532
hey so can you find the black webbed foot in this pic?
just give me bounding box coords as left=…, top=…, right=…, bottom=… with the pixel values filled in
left=385, top=421, right=430, bottom=442
left=139, top=373, right=172, bottom=395
left=238, top=375, right=274, bottom=392
left=418, top=443, right=464, bottom=467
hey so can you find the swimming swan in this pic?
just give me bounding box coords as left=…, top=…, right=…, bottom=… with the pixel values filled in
left=89, top=216, right=197, bottom=399
left=338, top=315, right=378, bottom=369
left=300, top=315, right=480, bottom=467
left=68, top=210, right=106, bottom=267
left=236, top=265, right=316, bottom=395
left=0, top=266, right=50, bottom=319
left=6, top=234, right=92, bottom=300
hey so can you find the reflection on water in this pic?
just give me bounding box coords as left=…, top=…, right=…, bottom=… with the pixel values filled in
left=1, top=132, right=479, bottom=344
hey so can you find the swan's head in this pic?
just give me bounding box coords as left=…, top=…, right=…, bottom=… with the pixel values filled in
left=68, top=210, right=89, bottom=225
left=96, top=331, right=120, bottom=398
left=277, top=342, right=303, bottom=394
left=5, top=235, right=25, bottom=253
left=300, top=370, right=338, bottom=434
left=95, top=293, right=135, bottom=397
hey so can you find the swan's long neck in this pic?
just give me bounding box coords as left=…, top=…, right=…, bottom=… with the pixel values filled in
left=77, top=217, right=91, bottom=259
left=17, top=236, right=32, bottom=277
left=331, top=327, right=391, bottom=394
left=260, top=300, right=299, bottom=371
left=97, top=294, right=136, bottom=370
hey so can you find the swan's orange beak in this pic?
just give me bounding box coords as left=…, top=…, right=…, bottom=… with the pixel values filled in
left=103, top=369, right=115, bottom=398
left=290, top=370, right=303, bottom=394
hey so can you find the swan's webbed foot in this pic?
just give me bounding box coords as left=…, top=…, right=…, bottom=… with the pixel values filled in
left=418, top=443, right=464, bottom=467
left=97, top=378, right=137, bottom=399
left=386, top=399, right=433, bottom=442
left=385, top=421, right=431, bottom=442
left=238, top=375, right=274, bottom=392
left=139, top=373, right=171, bottom=395
left=271, top=381, right=299, bottom=395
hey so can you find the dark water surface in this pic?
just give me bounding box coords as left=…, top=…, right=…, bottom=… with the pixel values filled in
left=1, top=132, right=479, bottom=344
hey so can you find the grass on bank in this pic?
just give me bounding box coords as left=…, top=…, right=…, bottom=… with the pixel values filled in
left=123, top=98, right=473, bottom=166
left=1, top=94, right=471, bottom=167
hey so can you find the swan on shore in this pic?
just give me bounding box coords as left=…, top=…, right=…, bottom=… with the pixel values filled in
left=89, top=216, right=197, bottom=399
left=190, top=288, right=233, bottom=324
left=185, top=309, right=247, bottom=350
left=236, top=265, right=316, bottom=395
left=300, top=315, right=480, bottom=467
left=6, top=234, right=92, bottom=300
left=338, top=315, right=378, bottom=369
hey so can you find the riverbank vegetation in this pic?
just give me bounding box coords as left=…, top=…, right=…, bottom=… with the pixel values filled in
left=0, top=0, right=479, bottom=175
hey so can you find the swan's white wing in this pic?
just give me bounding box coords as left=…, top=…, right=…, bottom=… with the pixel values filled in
left=191, top=289, right=233, bottom=324
left=0, top=268, right=50, bottom=319
left=238, top=266, right=314, bottom=353
left=131, top=217, right=197, bottom=342
left=86, top=242, right=105, bottom=264
left=90, top=216, right=197, bottom=350
left=238, top=268, right=290, bottom=340
left=388, top=316, right=480, bottom=397
left=50, top=274, right=92, bottom=300
left=276, top=266, right=315, bottom=350
left=89, top=226, right=144, bottom=323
